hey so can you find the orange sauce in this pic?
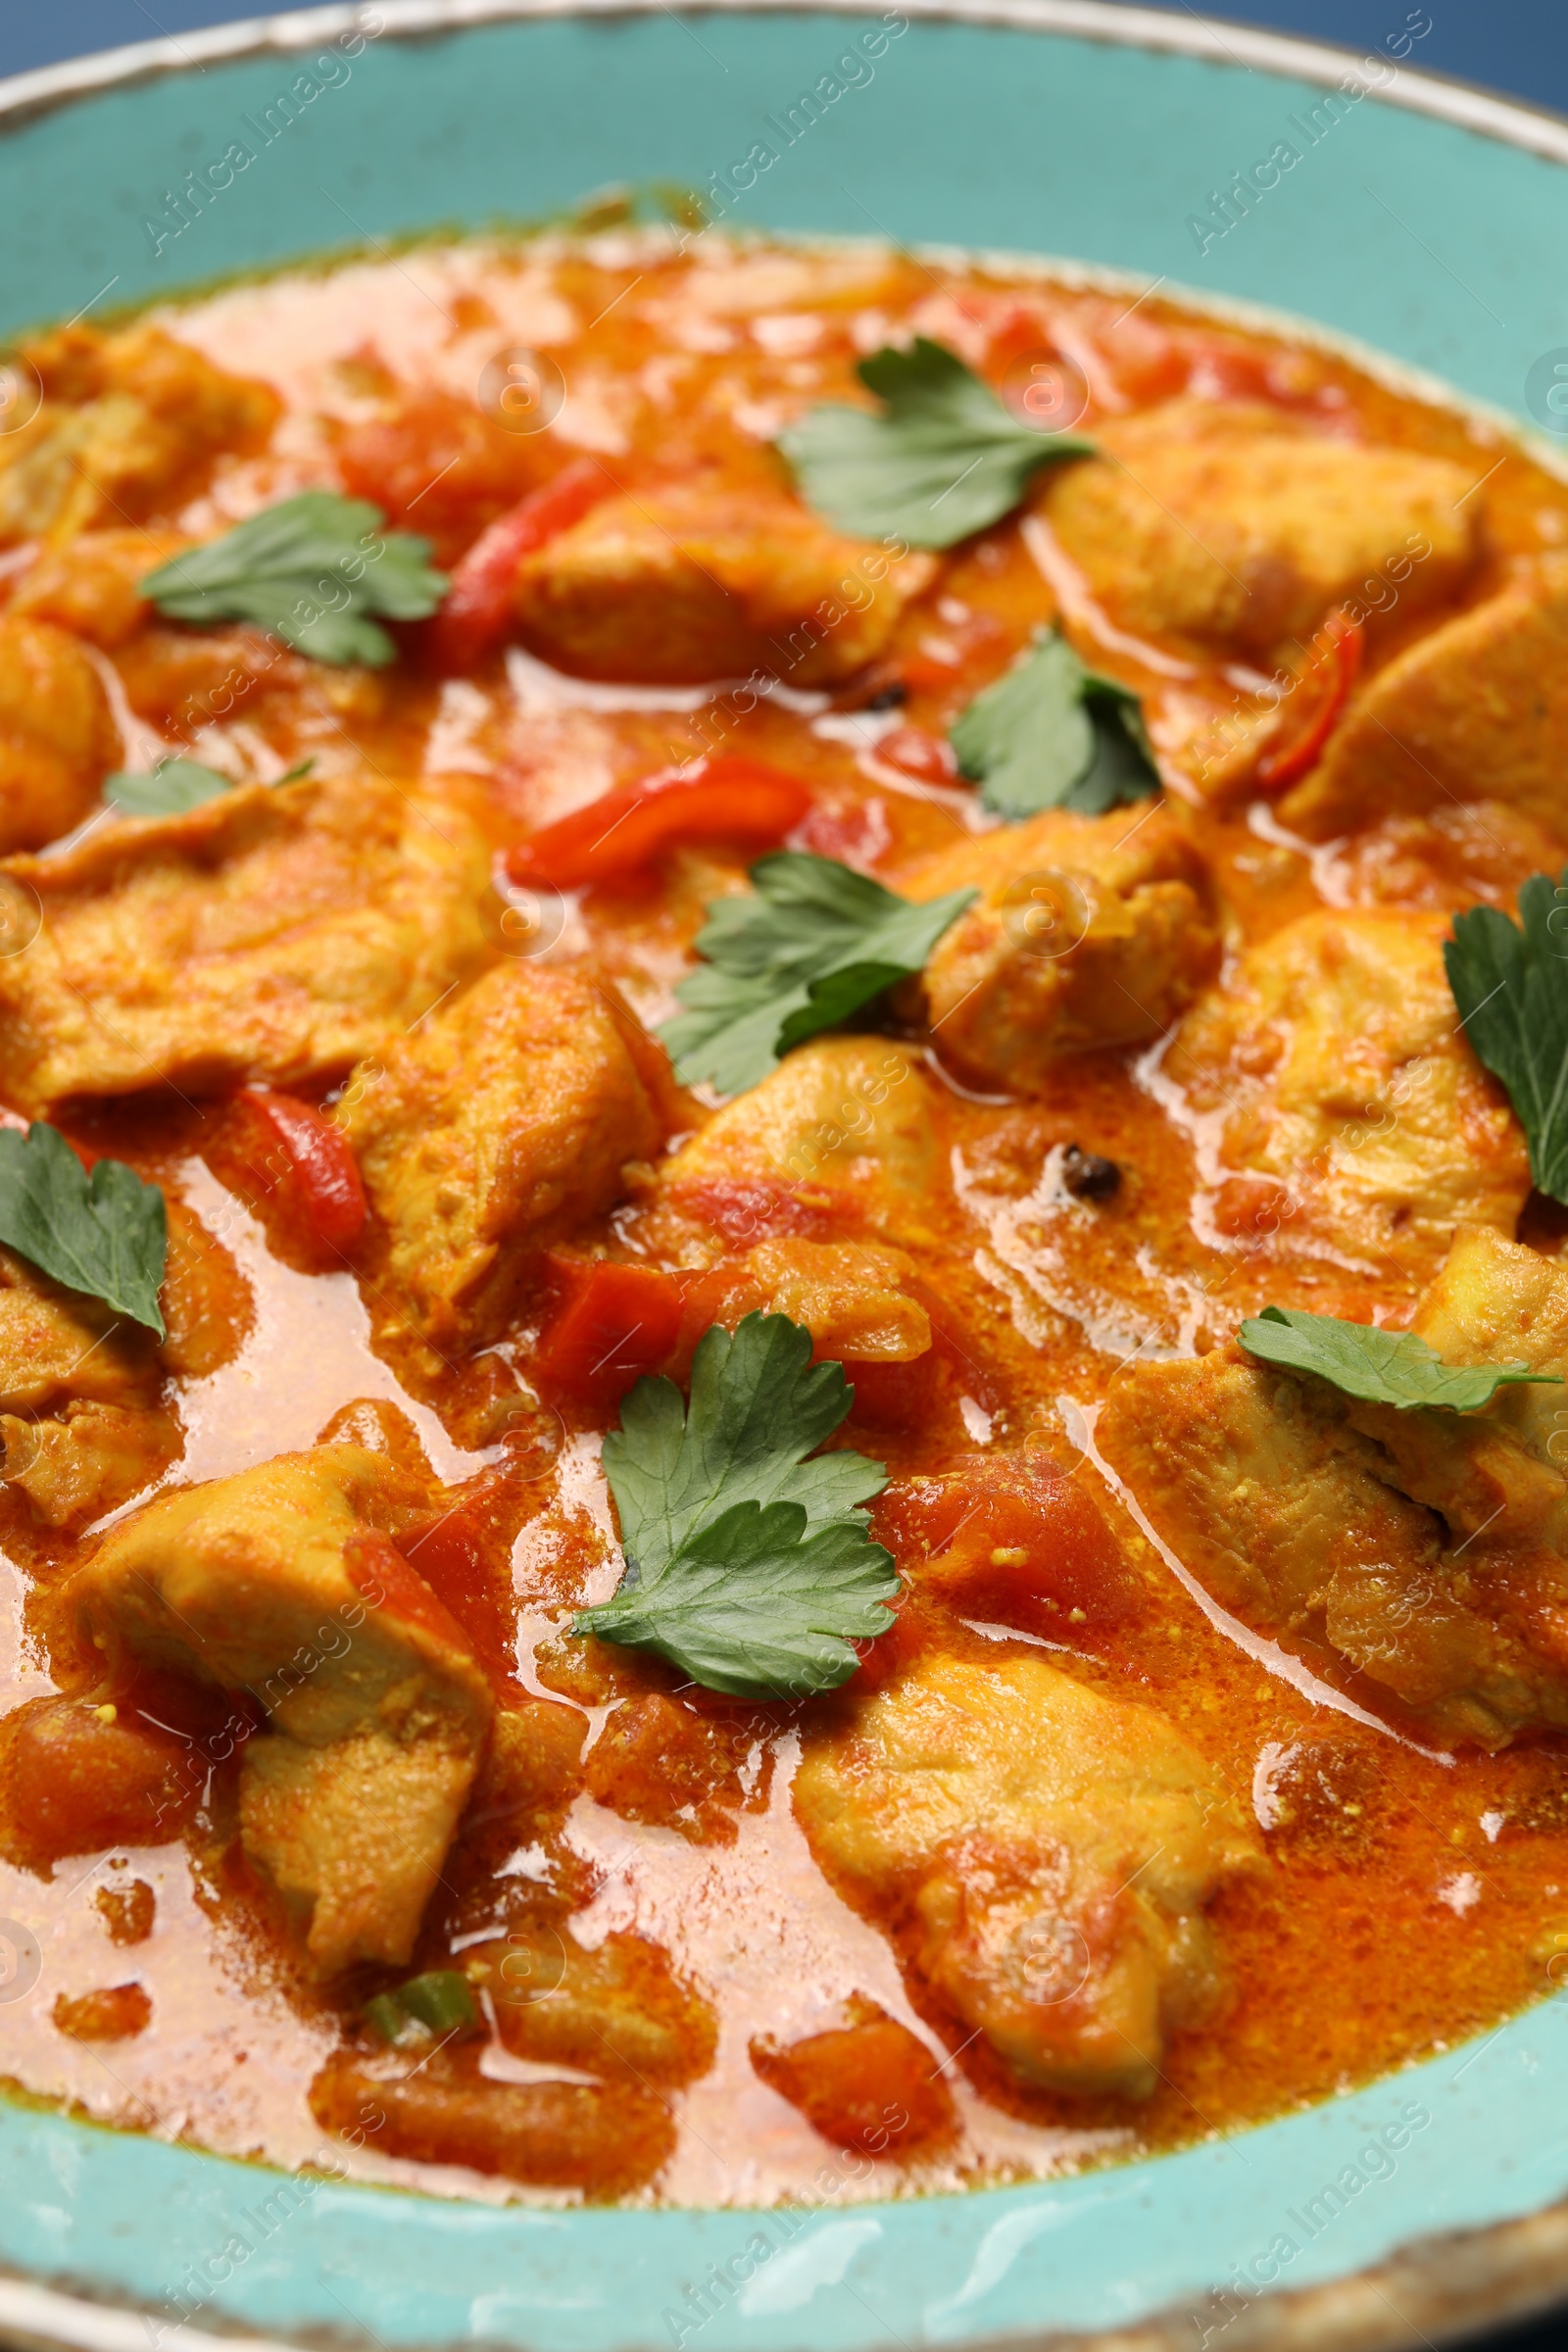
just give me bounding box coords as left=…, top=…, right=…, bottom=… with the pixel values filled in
left=2, top=228, right=1567, bottom=2207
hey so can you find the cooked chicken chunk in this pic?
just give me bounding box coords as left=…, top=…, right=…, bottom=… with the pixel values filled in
left=311, top=2044, right=673, bottom=2192
left=514, top=485, right=936, bottom=686
left=0, top=771, right=489, bottom=1112
left=1101, top=1227, right=1568, bottom=1748
left=900, top=805, right=1220, bottom=1090
left=337, top=962, right=663, bottom=1358
left=740, top=1238, right=931, bottom=1360
left=1044, top=401, right=1474, bottom=656
left=468, top=1923, right=715, bottom=2083
left=1167, top=909, right=1528, bottom=1283
left=661, top=1039, right=940, bottom=1235
left=0, top=1245, right=176, bottom=1530
left=0, top=323, right=278, bottom=545
left=0, top=614, right=121, bottom=853
left=73, top=1446, right=493, bottom=1975
left=795, top=1653, right=1260, bottom=2097
left=9, top=528, right=189, bottom=651
left=1282, top=559, right=1568, bottom=840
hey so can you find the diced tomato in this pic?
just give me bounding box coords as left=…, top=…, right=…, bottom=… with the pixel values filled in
left=343, top=1527, right=479, bottom=1660
left=234, top=1091, right=368, bottom=1251
left=507, top=758, right=811, bottom=890
left=337, top=387, right=548, bottom=553
left=751, top=2000, right=956, bottom=2153
left=875, top=726, right=956, bottom=783
left=398, top=1486, right=532, bottom=1692
left=533, top=1255, right=685, bottom=1402
left=1254, top=609, right=1365, bottom=791
left=850, top=1588, right=931, bottom=1691
left=873, top=1454, right=1137, bottom=1637
left=0, top=1696, right=202, bottom=1866
left=424, top=460, right=612, bottom=673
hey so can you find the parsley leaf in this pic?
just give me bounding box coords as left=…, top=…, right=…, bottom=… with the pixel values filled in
left=1446, top=871, right=1568, bottom=1203
left=105, top=756, right=317, bottom=818
left=778, top=338, right=1095, bottom=550
left=1239, top=1304, right=1560, bottom=1413
left=951, top=627, right=1160, bottom=819
left=0, top=1123, right=167, bottom=1337
left=659, top=850, right=975, bottom=1096
left=140, top=492, right=447, bottom=667
left=106, top=759, right=233, bottom=816
left=574, top=1313, right=898, bottom=1697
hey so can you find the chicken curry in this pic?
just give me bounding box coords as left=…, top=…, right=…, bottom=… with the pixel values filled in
left=2, top=221, right=1568, bottom=2208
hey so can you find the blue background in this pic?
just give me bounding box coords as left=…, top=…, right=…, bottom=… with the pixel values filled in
left=1, top=6, right=1565, bottom=2352
left=2, top=0, right=1566, bottom=116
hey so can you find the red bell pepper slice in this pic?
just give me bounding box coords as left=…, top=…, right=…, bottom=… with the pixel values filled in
left=533, top=1256, right=684, bottom=1401
left=238, top=1092, right=367, bottom=1251
left=1255, top=608, right=1365, bottom=791
left=425, top=459, right=612, bottom=674
left=508, top=758, right=811, bottom=890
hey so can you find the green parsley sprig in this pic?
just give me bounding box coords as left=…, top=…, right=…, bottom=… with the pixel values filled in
left=105, top=757, right=315, bottom=818
left=0, top=1123, right=167, bottom=1337
left=1446, top=871, right=1568, bottom=1203
left=660, top=851, right=975, bottom=1098
left=574, top=1313, right=898, bottom=1698
left=951, top=628, right=1160, bottom=818
left=1239, top=1304, right=1560, bottom=1413
left=779, top=339, right=1095, bottom=550
left=141, top=491, right=447, bottom=667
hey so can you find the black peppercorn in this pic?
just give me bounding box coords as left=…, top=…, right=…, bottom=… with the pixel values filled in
left=1061, top=1145, right=1122, bottom=1201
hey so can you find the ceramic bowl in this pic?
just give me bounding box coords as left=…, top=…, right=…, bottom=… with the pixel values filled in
left=2, top=7, right=1568, bottom=2348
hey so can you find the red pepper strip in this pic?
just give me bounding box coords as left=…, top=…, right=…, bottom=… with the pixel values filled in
left=508, top=758, right=812, bottom=890
left=425, top=460, right=612, bottom=674
left=533, top=1256, right=685, bottom=1402
left=240, top=1092, right=368, bottom=1250
left=1254, top=609, right=1365, bottom=791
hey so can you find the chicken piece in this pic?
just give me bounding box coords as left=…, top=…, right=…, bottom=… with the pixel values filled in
left=661, top=1039, right=940, bottom=1238
left=72, top=1446, right=494, bottom=1975
left=1167, top=909, right=1528, bottom=1284
left=1282, top=560, right=1568, bottom=841
left=0, top=323, right=278, bottom=545
left=514, top=485, right=937, bottom=686
left=0, top=613, right=121, bottom=853
left=310, top=2044, right=674, bottom=2194
left=0, top=770, right=489, bottom=1112
left=1044, top=400, right=1474, bottom=657
left=0, top=1245, right=177, bottom=1530
left=9, top=528, right=190, bottom=650
left=1100, top=1232, right=1568, bottom=1749
left=468, top=1923, right=716, bottom=2084
left=795, top=1653, right=1260, bottom=2098
left=741, top=1238, right=931, bottom=1361
left=750, top=1994, right=956, bottom=2156
left=900, top=805, right=1220, bottom=1091
left=337, top=962, right=662, bottom=1358
left=683, top=1238, right=931, bottom=1363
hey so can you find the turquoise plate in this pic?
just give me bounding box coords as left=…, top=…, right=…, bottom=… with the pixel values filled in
left=3, top=8, right=1568, bottom=2348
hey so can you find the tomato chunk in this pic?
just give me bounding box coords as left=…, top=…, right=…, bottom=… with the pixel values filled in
left=234, top=1091, right=368, bottom=1251
left=0, top=1696, right=200, bottom=1866
left=533, top=1256, right=685, bottom=1401
left=751, top=1996, right=956, bottom=2155
left=507, top=757, right=811, bottom=889
left=1255, top=608, right=1365, bottom=790
left=426, top=460, right=612, bottom=673
left=874, top=1454, right=1137, bottom=1636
